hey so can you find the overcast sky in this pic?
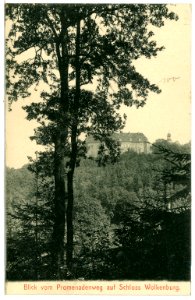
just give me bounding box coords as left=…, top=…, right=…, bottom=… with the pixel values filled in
left=6, top=3, right=191, bottom=169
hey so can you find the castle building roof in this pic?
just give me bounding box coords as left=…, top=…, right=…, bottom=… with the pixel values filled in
left=86, top=132, right=148, bottom=143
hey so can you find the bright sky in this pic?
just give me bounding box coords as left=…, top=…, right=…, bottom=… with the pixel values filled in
left=5, top=3, right=191, bottom=169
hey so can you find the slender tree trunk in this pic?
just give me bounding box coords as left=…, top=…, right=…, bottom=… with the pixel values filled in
left=52, top=135, right=67, bottom=278
left=51, top=9, right=69, bottom=279
left=66, top=124, right=78, bottom=270
left=66, top=170, right=74, bottom=269
left=66, top=18, right=81, bottom=271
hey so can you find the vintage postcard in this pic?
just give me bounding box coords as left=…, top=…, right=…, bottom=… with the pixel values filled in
left=5, top=1, right=191, bottom=296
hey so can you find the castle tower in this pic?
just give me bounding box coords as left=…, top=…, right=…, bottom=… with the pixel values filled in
left=167, top=133, right=171, bottom=142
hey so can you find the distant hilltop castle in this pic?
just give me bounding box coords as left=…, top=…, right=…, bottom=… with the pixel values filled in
left=86, top=132, right=152, bottom=157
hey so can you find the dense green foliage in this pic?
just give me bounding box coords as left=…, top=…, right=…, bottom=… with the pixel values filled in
left=6, top=142, right=191, bottom=280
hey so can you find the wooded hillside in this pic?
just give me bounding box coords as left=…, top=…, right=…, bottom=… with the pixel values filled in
left=6, top=142, right=191, bottom=280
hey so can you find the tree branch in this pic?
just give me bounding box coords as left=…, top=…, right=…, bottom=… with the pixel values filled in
left=45, top=11, right=59, bottom=40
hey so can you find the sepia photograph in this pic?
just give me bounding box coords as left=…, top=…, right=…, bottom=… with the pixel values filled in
left=5, top=1, right=191, bottom=295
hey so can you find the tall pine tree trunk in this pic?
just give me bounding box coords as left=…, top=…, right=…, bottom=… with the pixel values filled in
left=51, top=9, right=69, bottom=279
left=52, top=135, right=67, bottom=278
left=66, top=18, right=81, bottom=271
left=66, top=170, right=74, bottom=269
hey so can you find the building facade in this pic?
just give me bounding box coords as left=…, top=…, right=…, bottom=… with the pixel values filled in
left=86, top=132, right=151, bottom=157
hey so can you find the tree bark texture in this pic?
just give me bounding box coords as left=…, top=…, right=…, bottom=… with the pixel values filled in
left=66, top=18, right=81, bottom=270
left=51, top=9, right=69, bottom=279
